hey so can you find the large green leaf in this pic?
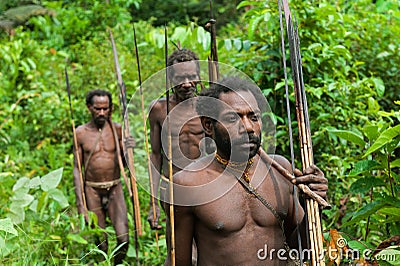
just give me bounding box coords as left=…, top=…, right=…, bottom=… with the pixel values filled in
left=341, top=200, right=387, bottom=227
left=0, top=218, right=18, bottom=236
left=349, top=176, right=386, bottom=194
left=364, top=125, right=400, bottom=157
left=363, top=125, right=380, bottom=142
left=379, top=207, right=400, bottom=217
left=10, top=191, right=34, bottom=208
left=374, top=248, right=400, bottom=265
left=328, top=129, right=366, bottom=146
left=391, top=159, right=400, bottom=168
left=29, top=176, right=41, bottom=189
left=47, top=188, right=69, bottom=209
left=347, top=240, right=369, bottom=253
left=40, top=167, right=63, bottom=192
left=12, top=176, right=30, bottom=193
left=224, top=39, right=232, bottom=51
left=7, top=204, right=24, bottom=224
left=348, top=160, right=382, bottom=176
left=67, top=233, right=88, bottom=245
left=372, top=77, right=385, bottom=97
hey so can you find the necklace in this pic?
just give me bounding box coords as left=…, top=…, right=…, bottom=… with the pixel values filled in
left=214, top=153, right=254, bottom=183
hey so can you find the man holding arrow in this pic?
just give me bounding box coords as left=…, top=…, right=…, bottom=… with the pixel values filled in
left=147, top=48, right=205, bottom=229
left=73, top=89, right=135, bottom=265
left=168, top=77, right=328, bottom=265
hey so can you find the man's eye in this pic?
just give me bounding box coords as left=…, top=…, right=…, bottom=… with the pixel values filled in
left=227, top=116, right=237, bottom=122
left=251, top=114, right=260, bottom=121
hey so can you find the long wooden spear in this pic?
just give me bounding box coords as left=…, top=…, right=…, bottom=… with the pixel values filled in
left=165, top=25, right=176, bottom=266
left=132, top=24, right=159, bottom=249
left=108, top=29, right=142, bottom=264
left=278, top=0, right=330, bottom=265
left=65, top=66, right=87, bottom=217
left=206, top=0, right=219, bottom=83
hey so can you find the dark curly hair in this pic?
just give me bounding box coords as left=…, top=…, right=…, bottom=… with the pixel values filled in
left=196, top=76, right=267, bottom=119
left=86, top=89, right=113, bottom=108
left=167, top=48, right=200, bottom=78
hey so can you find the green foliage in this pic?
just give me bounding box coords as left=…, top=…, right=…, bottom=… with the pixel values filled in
left=0, top=0, right=399, bottom=264
left=0, top=1, right=54, bottom=33
left=130, top=0, right=243, bottom=28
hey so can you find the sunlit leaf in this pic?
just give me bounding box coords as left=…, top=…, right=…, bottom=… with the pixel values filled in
left=363, top=125, right=380, bottom=142
left=391, top=159, right=400, bottom=168
left=364, top=125, right=400, bottom=157
left=368, top=96, right=380, bottom=112
left=47, top=188, right=69, bottom=209
left=11, top=191, right=34, bottom=207
left=233, top=38, right=242, bottom=51
left=7, top=204, right=25, bottom=224
left=67, top=233, right=88, bottom=245
left=29, top=199, right=38, bottom=212
left=243, top=40, right=251, bottom=51
left=379, top=207, right=400, bottom=217
left=29, top=176, right=41, bottom=188
left=224, top=39, right=232, bottom=51
left=328, top=129, right=366, bottom=146
left=0, top=218, right=18, bottom=236
left=171, top=27, right=187, bottom=43
left=12, top=177, right=30, bottom=192
left=40, top=167, right=63, bottom=191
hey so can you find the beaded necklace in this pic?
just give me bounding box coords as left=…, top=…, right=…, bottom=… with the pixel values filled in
left=214, top=153, right=254, bottom=183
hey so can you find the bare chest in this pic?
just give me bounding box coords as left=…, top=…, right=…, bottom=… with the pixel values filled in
left=175, top=117, right=203, bottom=141
left=194, top=175, right=289, bottom=234
left=81, top=128, right=116, bottom=155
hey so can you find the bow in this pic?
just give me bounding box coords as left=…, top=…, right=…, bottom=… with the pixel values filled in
left=132, top=24, right=160, bottom=249
left=165, top=24, right=176, bottom=266
left=65, top=65, right=87, bottom=218
left=278, top=0, right=330, bottom=264
left=108, top=29, right=142, bottom=264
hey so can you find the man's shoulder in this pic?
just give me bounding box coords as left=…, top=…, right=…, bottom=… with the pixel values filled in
left=266, top=154, right=294, bottom=190
left=148, top=98, right=167, bottom=117
left=112, top=122, right=122, bottom=129
left=76, top=123, right=91, bottom=136
left=268, top=154, right=291, bottom=170
left=174, top=155, right=215, bottom=186
left=149, top=98, right=167, bottom=109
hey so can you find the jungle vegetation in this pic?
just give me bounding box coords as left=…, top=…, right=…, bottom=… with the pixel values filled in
left=0, top=0, right=399, bottom=265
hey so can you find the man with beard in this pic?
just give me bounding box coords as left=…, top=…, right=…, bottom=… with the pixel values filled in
left=147, top=48, right=205, bottom=229
left=167, top=76, right=328, bottom=265
left=73, top=89, right=133, bottom=264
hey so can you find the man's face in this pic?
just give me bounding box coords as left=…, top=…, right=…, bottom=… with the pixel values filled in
left=88, top=95, right=111, bottom=127
left=170, top=61, right=199, bottom=101
left=213, top=90, right=262, bottom=162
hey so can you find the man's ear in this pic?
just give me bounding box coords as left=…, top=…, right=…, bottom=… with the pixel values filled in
left=201, top=116, right=214, bottom=136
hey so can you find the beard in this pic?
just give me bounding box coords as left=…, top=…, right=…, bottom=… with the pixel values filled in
left=214, top=128, right=261, bottom=162
left=174, top=84, right=197, bottom=100
left=94, top=116, right=108, bottom=127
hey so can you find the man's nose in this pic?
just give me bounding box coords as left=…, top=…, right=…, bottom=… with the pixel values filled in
left=99, top=109, right=105, bottom=115
left=241, top=117, right=254, bottom=133
left=181, top=78, right=193, bottom=87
